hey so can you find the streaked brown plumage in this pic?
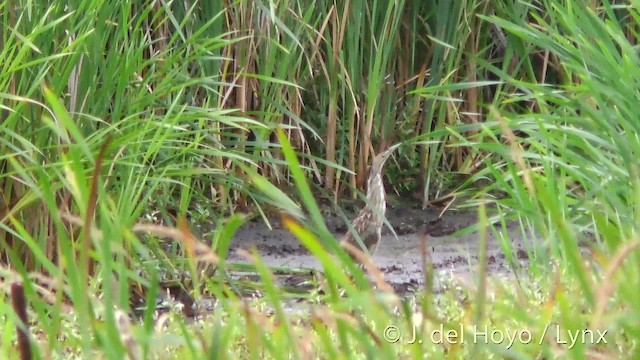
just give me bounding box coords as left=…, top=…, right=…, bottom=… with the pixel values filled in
left=340, top=143, right=400, bottom=259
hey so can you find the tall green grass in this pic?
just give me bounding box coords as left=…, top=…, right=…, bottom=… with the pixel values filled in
left=1, top=0, right=639, bottom=359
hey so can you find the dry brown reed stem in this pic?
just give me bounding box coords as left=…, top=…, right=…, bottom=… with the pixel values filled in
left=340, top=241, right=394, bottom=295
left=11, top=282, right=32, bottom=360
left=593, top=239, right=640, bottom=329
left=491, top=106, right=535, bottom=195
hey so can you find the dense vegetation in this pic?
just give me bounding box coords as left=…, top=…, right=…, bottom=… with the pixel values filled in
left=1, top=0, right=639, bottom=358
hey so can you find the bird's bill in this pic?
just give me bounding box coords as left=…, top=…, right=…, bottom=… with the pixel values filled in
left=381, top=143, right=401, bottom=158
left=386, top=143, right=401, bottom=153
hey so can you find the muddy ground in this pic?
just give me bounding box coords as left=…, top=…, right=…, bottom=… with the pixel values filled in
left=227, top=202, right=539, bottom=295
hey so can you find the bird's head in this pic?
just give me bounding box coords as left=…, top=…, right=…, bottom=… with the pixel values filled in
left=369, top=143, right=401, bottom=177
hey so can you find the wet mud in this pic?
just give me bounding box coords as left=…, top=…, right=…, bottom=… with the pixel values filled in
left=227, top=204, right=539, bottom=295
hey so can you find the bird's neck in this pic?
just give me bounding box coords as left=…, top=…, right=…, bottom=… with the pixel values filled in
left=366, top=173, right=386, bottom=216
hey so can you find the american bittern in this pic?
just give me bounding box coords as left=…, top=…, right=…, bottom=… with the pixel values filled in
left=340, top=143, right=400, bottom=259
